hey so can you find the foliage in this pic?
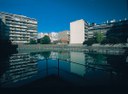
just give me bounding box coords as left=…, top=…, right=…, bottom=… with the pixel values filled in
left=95, top=32, right=104, bottom=43
left=101, top=38, right=109, bottom=44
left=37, top=39, right=41, bottom=43
left=40, top=35, right=51, bottom=44
left=105, top=25, right=128, bottom=44
left=30, top=39, right=37, bottom=44
left=83, top=38, right=95, bottom=46
left=40, top=51, right=51, bottom=59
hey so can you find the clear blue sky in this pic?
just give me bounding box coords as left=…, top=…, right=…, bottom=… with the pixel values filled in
left=0, top=0, right=128, bottom=33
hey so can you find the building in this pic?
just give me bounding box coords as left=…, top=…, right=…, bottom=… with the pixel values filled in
left=0, top=12, right=37, bottom=44
left=37, top=32, right=44, bottom=39
left=37, top=32, right=50, bottom=39
left=0, top=18, right=7, bottom=41
left=87, top=19, right=128, bottom=43
left=37, top=31, right=69, bottom=44
left=37, top=32, right=58, bottom=43
left=70, top=19, right=128, bottom=44
left=49, top=32, right=58, bottom=43
left=87, top=23, right=111, bottom=39
left=58, top=30, right=69, bottom=44
left=70, top=19, right=88, bottom=44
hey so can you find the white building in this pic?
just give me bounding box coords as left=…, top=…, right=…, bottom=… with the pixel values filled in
left=49, top=32, right=58, bottom=42
left=37, top=32, right=44, bottom=39
left=70, top=19, right=88, bottom=44
left=37, top=32, right=49, bottom=39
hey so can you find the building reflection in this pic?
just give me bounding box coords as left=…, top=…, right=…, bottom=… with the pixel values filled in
left=0, top=51, right=128, bottom=87
left=0, top=53, right=38, bottom=87
left=70, top=52, right=86, bottom=77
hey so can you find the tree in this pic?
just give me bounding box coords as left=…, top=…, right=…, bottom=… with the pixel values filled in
left=83, top=38, right=95, bottom=46
left=41, top=51, right=51, bottom=59
left=30, top=39, right=37, bottom=44
left=40, top=35, right=51, bottom=44
left=95, top=32, right=104, bottom=43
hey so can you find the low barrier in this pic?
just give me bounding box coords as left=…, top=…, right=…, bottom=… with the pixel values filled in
left=17, top=44, right=127, bottom=55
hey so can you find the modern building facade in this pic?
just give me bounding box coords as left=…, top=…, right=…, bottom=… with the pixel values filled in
left=70, top=19, right=128, bottom=44
left=0, top=12, right=37, bottom=44
left=70, top=19, right=88, bottom=44
left=87, top=19, right=128, bottom=43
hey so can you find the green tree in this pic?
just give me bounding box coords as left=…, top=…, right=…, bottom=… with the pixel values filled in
left=40, top=35, right=51, bottom=44
left=83, top=38, right=95, bottom=46
left=30, top=39, right=37, bottom=44
left=95, top=32, right=104, bottom=43
left=41, top=51, right=51, bottom=59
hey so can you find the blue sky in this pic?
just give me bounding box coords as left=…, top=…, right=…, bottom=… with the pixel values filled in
left=0, top=0, right=128, bottom=33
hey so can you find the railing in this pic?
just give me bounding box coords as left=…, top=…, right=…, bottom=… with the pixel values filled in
left=37, top=58, right=116, bottom=72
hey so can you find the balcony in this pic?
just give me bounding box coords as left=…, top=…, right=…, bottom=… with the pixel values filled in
left=27, top=30, right=37, bottom=32
left=27, top=20, right=37, bottom=24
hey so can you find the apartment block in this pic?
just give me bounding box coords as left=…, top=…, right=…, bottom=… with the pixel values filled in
left=0, top=17, right=8, bottom=41
left=70, top=19, right=128, bottom=44
left=70, top=19, right=88, bottom=44
left=0, top=12, right=37, bottom=43
left=88, top=19, right=128, bottom=42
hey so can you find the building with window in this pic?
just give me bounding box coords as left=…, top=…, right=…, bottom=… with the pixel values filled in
left=70, top=19, right=128, bottom=44
left=0, top=12, right=37, bottom=44
left=88, top=19, right=128, bottom=43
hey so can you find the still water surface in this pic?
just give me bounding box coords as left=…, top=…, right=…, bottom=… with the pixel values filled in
left=0, top=51, right=128, bottom=88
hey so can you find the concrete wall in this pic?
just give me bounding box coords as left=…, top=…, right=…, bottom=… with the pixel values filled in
left=70, top=19, right=85, bottom=44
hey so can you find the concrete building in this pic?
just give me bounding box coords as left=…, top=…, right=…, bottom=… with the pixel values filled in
left=0, top=18, right=6, bottom=40
left=70, top=19, right=128, bottom=44
left=38, top=32, right=58, bottom=43
left=70, top=19, right=88, bottom=44
left=37, top=31, right=70, bottom=44
left=87, top=19, right=128, bottom=42
left=58, top=30, right=69, bottom=44
left=49, top=32, right=58, bottom=43
left=0, top=12, right=37, bottom=44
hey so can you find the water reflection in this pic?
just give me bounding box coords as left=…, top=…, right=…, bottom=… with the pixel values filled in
left=0, top=51, right=128, bottom=88
left=0, top=53, right=38, bottom=87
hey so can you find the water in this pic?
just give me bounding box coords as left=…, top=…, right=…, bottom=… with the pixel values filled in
left=0, top=51, right=128, bottom=89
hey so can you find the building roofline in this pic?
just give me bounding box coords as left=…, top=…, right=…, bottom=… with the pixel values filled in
left=0, top=11, right=37, bottom=21
left=70, top=19, right=89, bottom=25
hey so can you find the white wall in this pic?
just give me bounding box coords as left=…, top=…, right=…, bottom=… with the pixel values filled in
left=70, top=19, right=85, bottom=44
